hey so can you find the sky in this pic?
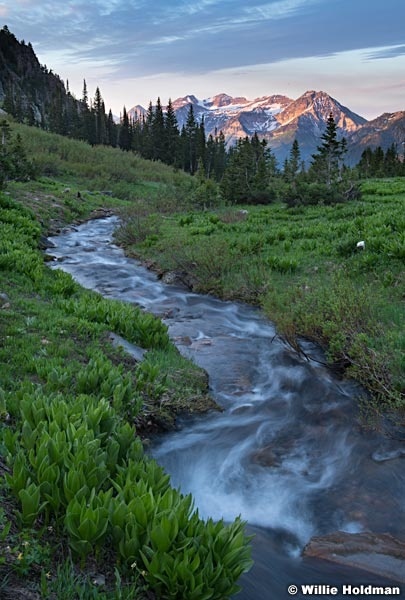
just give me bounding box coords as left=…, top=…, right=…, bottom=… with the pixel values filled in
left=1, top=0, right=405, bottom=120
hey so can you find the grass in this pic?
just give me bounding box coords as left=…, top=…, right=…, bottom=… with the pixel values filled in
left=0, top=122, right=252, bottom=599
left=1, top=117, right=404, bottom=596
left=115, top=177, right=405, bottom=413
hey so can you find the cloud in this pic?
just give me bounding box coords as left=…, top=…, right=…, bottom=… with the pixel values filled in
left=365, top=45, right=405, bottom=60
left=1, top=0, right=404, bottom=119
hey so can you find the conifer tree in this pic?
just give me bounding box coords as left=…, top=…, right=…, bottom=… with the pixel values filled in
left=184, top=104, right=197, bottom=174
left=93, top=87, right=107, bottom=145
left=79, top=79, right=93, bottom=142
left=196, top=116, right=206, bottom=172
left=309, top=112, right=345, bottom=186
left=213, top=131, right=227, bottom=181
left=284, top=139, right=301, bottom=182
left=118, top=106, right=131, bottom=151
left=151, top=97, right=165, bottom=161
left=106, top=110, right=117, bottom=147
left=141, top=101, right=154, bottom=160
left=164, top=98, right=180, bottom=166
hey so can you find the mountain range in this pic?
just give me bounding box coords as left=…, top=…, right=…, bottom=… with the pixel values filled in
left=129, top=92, right=405, bottom=166
left=1, top=26, right=404, bottom=168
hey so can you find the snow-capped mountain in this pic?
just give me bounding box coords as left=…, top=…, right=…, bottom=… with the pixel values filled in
left=346, top=111, right=405, bottom=164
left=171, top=92, right=294, bottom=145
left=128, top=90, right=404, bottom=166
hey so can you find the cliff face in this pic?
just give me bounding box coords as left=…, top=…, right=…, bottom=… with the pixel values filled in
left=346, top=111, right=405, bottom=164
left=0, top=26, right=79, bottom=127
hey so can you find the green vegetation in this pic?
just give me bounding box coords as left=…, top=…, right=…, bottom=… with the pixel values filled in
left=1, top=111, right=404, bottom=598
left=116, top=178, right=405, bottom=412
left=3, top=25, right=404, bottom=598
left=0, top=124, right=252, bottom=598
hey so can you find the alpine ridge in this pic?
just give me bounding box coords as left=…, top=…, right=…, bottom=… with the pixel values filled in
left=0, top=25, right=404, bottom=168
left=129, top=91, right=405, bottom=166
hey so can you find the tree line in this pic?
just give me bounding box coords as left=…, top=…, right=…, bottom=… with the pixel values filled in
left=3, top=75, right=405, bottom=205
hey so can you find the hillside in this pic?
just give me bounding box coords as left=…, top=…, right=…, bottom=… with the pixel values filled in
left=0, top=25, right=80, bottom=128
left=1, top=26, right=404, bottom=168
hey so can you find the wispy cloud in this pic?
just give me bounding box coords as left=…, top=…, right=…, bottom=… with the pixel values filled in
left=1, top=0, right=404, bottom=118
left=365, top=44, right=405, bottom=60
left=240, top=0, right=321, bottom=21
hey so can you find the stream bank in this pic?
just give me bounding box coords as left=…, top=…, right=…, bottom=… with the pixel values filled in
left=48, top=216, right=405, bottom=599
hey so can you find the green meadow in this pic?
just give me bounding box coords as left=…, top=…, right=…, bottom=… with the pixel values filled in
left=0, top=119, right=404, bottom=598
left=116, top=178, right=405, bottom=412
left=0, top=122, right=251, bottom=598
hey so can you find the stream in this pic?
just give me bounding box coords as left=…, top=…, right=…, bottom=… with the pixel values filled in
left=47, top=216, right=405, bottom=599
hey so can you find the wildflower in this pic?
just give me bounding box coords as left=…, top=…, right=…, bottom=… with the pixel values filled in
left=22, top=541, right=29, bottom=547
left=131, top=561, right=137, bottom=569
left=17, top=552, right=23, bottom=560
left=45, top=572, right=51, bottom=580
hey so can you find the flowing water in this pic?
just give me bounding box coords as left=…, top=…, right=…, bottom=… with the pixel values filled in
left=48, top=217, right=405, bottom=599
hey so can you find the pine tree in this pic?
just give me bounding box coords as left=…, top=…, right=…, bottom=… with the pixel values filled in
left=184, top=104, right=197, bottom=174
left=118, top=106, right=131, bottom=151
left=164, top=98, right=180, bottom=166
left=213, top=131, right=227, bottom=181
left=82, top=79, right=89, bottom=107
left=106, top=110, right=117, bottom=147
left=93, top=87, right=107, bottom=145
left=205, top=134, right=216, bottom=179
left=79, top=79, right=93, bottom=142
left=0, top=121, right=33, bottom=188
left=284, top=139, right=301, bottom=182
left=196, top=117, right=206, bottom=172
left=309, top=112, right=345, bottom=186
left=151, top=97, right=165, bottom=161
left=384, top=143, right=399, bottom=176
left=141, top=101, right=154, bottom=160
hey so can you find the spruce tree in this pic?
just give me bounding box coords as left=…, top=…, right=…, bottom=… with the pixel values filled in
left=184, top=104, right=197, bottom=174
left=151, top=97, right=165, bottom=161
left=284, top=139, right=301, bottom=182
left=106, top=110, right=117, bottom=147
left=118, top=106, right=131, bottom=151
left=93, top=87, right=107, bottom=145
left=309, top=112, right=345, bottom=186
left=164, top=98, right=180, bottom=166
left=213, top=131, right=227, bottom=181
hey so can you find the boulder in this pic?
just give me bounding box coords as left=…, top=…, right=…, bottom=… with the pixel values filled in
left=303, top=530, right=405, bottom=583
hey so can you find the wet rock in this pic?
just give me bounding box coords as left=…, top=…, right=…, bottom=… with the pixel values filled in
left=92, top=574, right=106, bottom=587
left=251, top=445, right=282, bottom=468
left=38, top=234, right=56, bottom=249
left=0, top=291, right=10, bottom=310
left=303, top=531, right=405, bottom=583
left=173, top=335, right=192, bottom=346
left=372, top=443, right=405, bottom=463
left=108, top=332, right=145, bottom=362
left=191, top=337, right=212, bottom=349
left=161, top=270, right=196, bottom=289
left=161, top=271, right=180, bottom=284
